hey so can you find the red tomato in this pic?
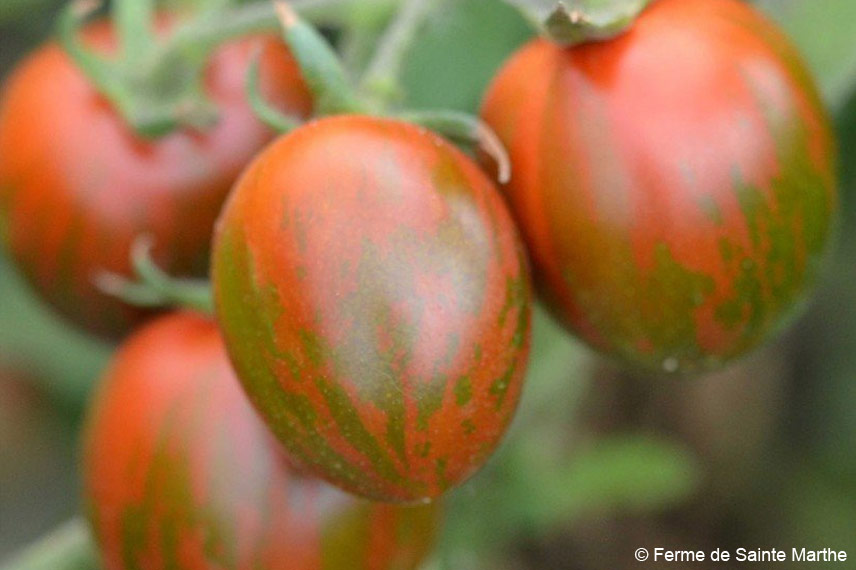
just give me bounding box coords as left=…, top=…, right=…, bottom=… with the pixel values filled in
left=481, top=0, right=838, bottom=373
left=83, top=312, right=441, bottom=570
left=0, top=22, right=312, bottom=339
left=212, top=115, right=532, bottom=502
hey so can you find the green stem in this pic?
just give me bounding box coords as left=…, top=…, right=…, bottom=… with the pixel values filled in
left=94, top=236, right=214, bottom=315
left=59, top=1, right=125, bottom=104
left=274, top=2, right=364, bottom=115
left=360, top=0, right=441, bottom=108
left=161, top=2, right=280, bottom=56
left=114, top=0, right=155, bottom=63
left=246, top=48, right=302, bottom=133
left=0, top=519, right=99, bottom=570
left=401, top=110, right=512, bottom=184
left=339, top=13, right=388, bottom=75
left=60, top=0, right=398, bottom=137
left=151, top=0, right=398, bottom=65
left=296, top=0, right=399, bottom=27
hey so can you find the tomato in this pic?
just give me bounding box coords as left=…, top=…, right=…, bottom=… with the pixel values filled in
left=0, top=23, right=312, bottom=339
left=212, top=115, right=532, bottom=502
left=481, top=0, right=838, bottom=373
left=83, top=312, right=441, bottom=570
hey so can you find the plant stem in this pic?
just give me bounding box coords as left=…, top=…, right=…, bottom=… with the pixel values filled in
left=114, top=0, right=155, bottom=63
left=0, top=519, right=99, bottom=570
left=94, top=236, right=215, bottom=315
left=401, top=110, right=512, bottom=184
left=59, top=1, right=124, bottom=104
left=360, top=0, right=441, bottom=107
left=246, top=49, right=303, bottom=132
left=339, top=10, right=389, bottom=76
left=163, top=0, right=399, bottom=55
left=297, top=0, right=399, bottom=26
left=162, top=2, right=279, bottom=56
left=60, top=0, right=400, bottom=136
left=274, top=2, right=365, bottom=115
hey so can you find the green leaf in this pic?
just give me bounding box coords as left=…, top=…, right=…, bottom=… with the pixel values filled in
left=0, top=0, right=54, bottom=23
left=778, top=465, right=856, bottom=551
left=835, top=91, right=856, bottom=231
left=494, top=433, right=700, bottom=537
left=794, top=254, right=856, bottom=475
left=517, top=305, right=589, bottom=423
left=0, top=519, right=99, bottom=570
left=0, top=251, right=110, bottom=409
left=527, top=434, right=699, bottom=523
left=755, top=0, right=856, bottom=112
left=400, top=0, right=533, bottom=112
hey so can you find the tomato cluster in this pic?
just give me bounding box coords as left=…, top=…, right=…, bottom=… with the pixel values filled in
left=0, top=0, right=839, bottom=567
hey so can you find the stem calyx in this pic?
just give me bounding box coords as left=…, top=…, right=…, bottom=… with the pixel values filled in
left=517, top=0, right=654, bottom=47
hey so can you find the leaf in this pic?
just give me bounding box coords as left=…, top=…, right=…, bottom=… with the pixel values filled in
left=0, top=0, right=54, bottom=23
left=510, top=434, right=701, bottom=533
left=793, top=253, right=856, bottom=475
left=0, top=519, right=99, bottom=570
left=778, top=466, right=856, bottom=551
left=400, top=0, right=533, bottom=113
left=0, top=252, right=110, bottom=408
left=516, top=305, right=589, bottom=424
left=755, top=0, right=856, bottom=112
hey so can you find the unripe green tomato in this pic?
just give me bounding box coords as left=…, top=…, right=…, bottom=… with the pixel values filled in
left=83, top=312, right=441, bottom=570
left=481, top=0, right=838, bottom=374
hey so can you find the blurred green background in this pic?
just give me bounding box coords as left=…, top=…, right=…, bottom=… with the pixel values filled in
left=2, top=0, right=856, bottom=568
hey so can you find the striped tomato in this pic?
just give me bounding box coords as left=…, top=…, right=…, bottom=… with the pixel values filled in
left=0, top=23, right=311, bottom=339
left=481, top=0, right=838, bottom=373
left=212, top=115, right=532, bottom=502
left=83, top=312, right=441, bottom=570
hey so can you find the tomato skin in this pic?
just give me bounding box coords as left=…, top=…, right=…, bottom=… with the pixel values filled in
left=83, top=312, right=441, bottom=570
left=481, top=0, right=838, bottom=373
left=212, top=115, right=532, bottom=502
left=0, top=23, right=312, bottom=339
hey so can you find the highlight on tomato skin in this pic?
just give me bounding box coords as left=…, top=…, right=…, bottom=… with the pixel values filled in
left=212, top=115, right=533, bottom=503
left=480, top=0, right=839, bottom=374
left=0, top=21, right=312, bottom=340
left=83, top=312, right=442, bottom=570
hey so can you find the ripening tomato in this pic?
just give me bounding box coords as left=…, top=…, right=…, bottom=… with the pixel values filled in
left=83, top=312, right=441, bottom=570
left=0, top=22, right=312, bottom=339
left=212, top=115, right=532, bottom=503
left=481, top=0, right=838, bottom=374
